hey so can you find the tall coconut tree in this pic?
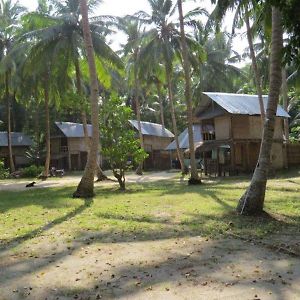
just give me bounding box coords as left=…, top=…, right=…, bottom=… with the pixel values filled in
left=211, top=0, right=266, bottom=123
left=135, top=0, right=197, bottom=174
left=237, top=6, right=283, bottom=215
left=177, top=0, right=200, bottom=183
left=0, top=0, right=26, bottom=172
left=21, top=0, right=122, bottom=179
left=73, top=0, right=100, bottom=197
left=117, top=17, right=146, bottom=174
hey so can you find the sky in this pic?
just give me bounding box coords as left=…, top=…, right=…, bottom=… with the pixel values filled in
left=18, top=0, right=248, bottom=63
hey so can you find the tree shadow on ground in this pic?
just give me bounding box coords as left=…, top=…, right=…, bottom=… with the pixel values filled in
left=7, top=234, right=300, bottom=300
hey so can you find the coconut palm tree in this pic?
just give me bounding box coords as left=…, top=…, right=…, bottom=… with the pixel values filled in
left=134, top=0, right=193, bottom=174
left=0, top=0, right=26, bottom=172
left=21, top=0, right=122, bottom=180
left=73, top=0, right=100, bottom=197
left=177, top=0, right=200, bottom=183
left=237, top=6, right=283, bottom=215
left=117, top=16, right=146, bottom=174
left=211, top=0, right=267, bottom=123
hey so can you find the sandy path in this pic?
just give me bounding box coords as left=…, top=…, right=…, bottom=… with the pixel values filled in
left=0, top=235, right=299, bottom=300
left=0, top=171, right=178, bottom=192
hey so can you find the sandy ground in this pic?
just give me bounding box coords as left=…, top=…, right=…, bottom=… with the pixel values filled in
left=1, top=172, right=300, bottom=299
left=0, top=234, right=300, bottom=300
left=0, top=171, right=178, bottom=192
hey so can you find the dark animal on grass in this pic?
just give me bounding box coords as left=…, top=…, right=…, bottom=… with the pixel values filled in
left=26, top=181, right=36, bottom=188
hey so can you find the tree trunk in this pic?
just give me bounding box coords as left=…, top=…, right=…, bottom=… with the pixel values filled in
left=74, top=57, right=107, bottom=181
left=165, top=64, right=185, bottom=174
left=245, top=7, right=265, bottom=124
left=5, top=72, right=15, bottom=173
left=134, top=69, right=144, bottom=175
left=113, top=170, right=126, bottom=191
left=43, top=79, right=51, bottom=178
left=73, top=0, right=100, bottom=198
left=177, top=0, right=200, bottom=184
left=156, top=81, right=165, bottom=130
left=281, top=69, right=289, bottom=142
left=237, top=7, right=283, bottom=215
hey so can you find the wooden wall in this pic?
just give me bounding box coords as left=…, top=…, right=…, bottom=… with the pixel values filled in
left=287, top=144, right=300, bottom=165
left=143, top=135, right=173, bottom=151
left=230, top=116, right=284, bottom=140
left=215, top=116, right=230, bottom=140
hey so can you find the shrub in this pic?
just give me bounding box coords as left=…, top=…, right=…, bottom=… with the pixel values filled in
left=0, top=159, right=9, bottom=179
left=20, top=165, right=44, bottom=178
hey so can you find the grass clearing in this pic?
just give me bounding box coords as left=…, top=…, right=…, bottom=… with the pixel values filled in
left=1, top=169, right=299, bottom=249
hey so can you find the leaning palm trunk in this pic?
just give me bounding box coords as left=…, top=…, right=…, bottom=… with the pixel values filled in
left=165, top=65, right=185, bottom=174
left=43, top=80, right=51, bottom=178
left=177, top=0, right=200, bottom=183
left=245, top=8, right=265, bottom=123
left=281, top=69, right=289, bottom=142
left=74, top=58, right=107, bottom=181
left=73, top=0, right=100, bottom=198
left=237, top=7, right=283, bottom=215
left=5, top=72, right=15, bottom=173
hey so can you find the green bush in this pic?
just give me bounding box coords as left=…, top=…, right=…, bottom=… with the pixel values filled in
left=21, top=165, right=44, bottom=178
left=0, top=159, right=9, bottom=179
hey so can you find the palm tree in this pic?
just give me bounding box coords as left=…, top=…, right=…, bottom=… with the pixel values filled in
left=177, top=0, right=200, bottom=183
left=0, top=0, right=26, bottom=172
left=117, top=17, right=145, bottom=174
left=237, top=7, right=283, bottom=215
left=211, top=0, right=266, bottom=123
left=21, top=0, right=121, bottom=180
left=73, top=0, right=100, bottom=197
left=135, top=0, right=189, bottom=174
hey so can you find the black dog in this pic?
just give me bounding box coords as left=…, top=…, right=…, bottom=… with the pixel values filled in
left=26, top=181, right=36, bottom=188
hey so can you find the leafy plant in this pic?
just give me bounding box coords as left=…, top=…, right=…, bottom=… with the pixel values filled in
left=20, top=165, right=44, bottom=178
left=99, top=96, right=148, bottom=190
left=0, top=159, right=9, bottom=179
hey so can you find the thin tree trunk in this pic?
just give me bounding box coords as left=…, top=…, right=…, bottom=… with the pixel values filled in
left=74, top=57, right=107, bottom=181
left=165, top=65, right=185, bottom=174
left=5, top=72, right=15, bottom=173
left=245, top=8, right=265, bottom=124
left=237, top=7, right=283, bottom=215
left=177, top=0, right=200, bottom=183
left=281, top=69, right=289, bottom=142
left=134, top=72, right=144, bottom=175
left=43, top=78, right=51, bottom=178
left=73, top=0, right=100, bottom=198
left=156, top=82, right=165, bottom=130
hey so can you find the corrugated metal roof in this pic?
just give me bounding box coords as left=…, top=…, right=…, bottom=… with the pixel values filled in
left=0, top=132, right=32, bottom=147
left=129, top=120, right=174, bottom=138
left=55, top=122, right=92, bottom=138
left=165, top=125, right=202, bottom=150
left=203, top=92, right=290, bottom=118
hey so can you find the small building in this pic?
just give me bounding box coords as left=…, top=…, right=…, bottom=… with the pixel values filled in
left=50, top=122, right=92, bottom=170
left=0, top=132, right=32, bottom=168
left=193, top=92, right=289, bottom=174
left=129, top=120, right=174, bottom=169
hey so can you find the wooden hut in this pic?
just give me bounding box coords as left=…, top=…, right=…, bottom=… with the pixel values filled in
left=191, top=92, right=290, bottom=175
left=50, top=122, right=92, bottom=170
left=0, top=132, right=32, bottom=168
left=129, top=120, right=174, bottom=169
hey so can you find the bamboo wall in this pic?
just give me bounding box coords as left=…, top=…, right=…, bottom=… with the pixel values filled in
left=287, top=144, right=300, bottom=165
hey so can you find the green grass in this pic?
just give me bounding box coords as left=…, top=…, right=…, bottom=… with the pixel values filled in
left=0, top=169, right=300, bottom=248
